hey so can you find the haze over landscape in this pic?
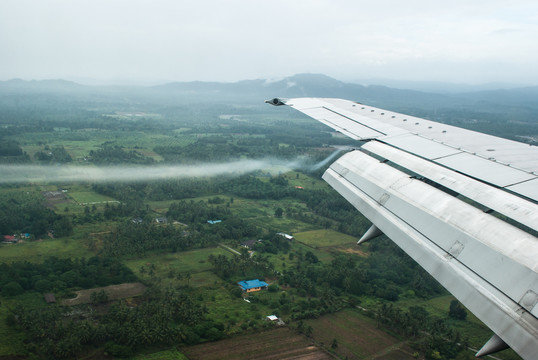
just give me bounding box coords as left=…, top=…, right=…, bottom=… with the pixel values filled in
left=1, top=0, right=538, bottom=86
left=1, top=2, right=537, bottom=360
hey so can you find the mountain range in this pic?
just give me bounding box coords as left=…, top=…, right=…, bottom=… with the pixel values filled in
left=1, top=73, right=538, bottom=116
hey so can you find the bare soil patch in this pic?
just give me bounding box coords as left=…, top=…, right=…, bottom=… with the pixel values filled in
left=181, top=327, right=332, bottom=360
left=62, top=282, right=146, bottom=306
left=340, top=247, right=368, bottom=257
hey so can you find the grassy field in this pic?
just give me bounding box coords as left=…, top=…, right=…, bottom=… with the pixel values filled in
left=0, top=236, right=94, bottom=263
left=294, top=229, right=358, bottom=248
left=124, top=247, right=231, bottom=287
left=283, top=171, right=331, bottom=191
left=67, top=188, right=118, bottom=204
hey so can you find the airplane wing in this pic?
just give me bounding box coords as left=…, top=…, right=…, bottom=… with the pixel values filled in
left=267, top=97, right=538, bottom=359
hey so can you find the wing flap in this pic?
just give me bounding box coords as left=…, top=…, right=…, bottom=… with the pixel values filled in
left=507, top=179, right=538, bottom=201
left=323, top=151, right=538, bottom=359
left=435, top=152, right=537, bottom=188
left=362, top=140, right=538, bottom=232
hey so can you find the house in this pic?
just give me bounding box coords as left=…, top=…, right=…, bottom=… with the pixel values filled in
left=207, top=220, right=222, bottom=225
left=240, top=239, right=259, bottom=249
left=276, top=232, right=294, bottom=241
left=155, top=217, right=167, bottom=224
left=132, top=218, right=143, bottom=224
left=238, top=279, right=268, bottom=293
left=266, top=314, right=285, bottom=325
left=44, top=293, right=56, bottom=303
left=2, top=235, right=17, bottom=244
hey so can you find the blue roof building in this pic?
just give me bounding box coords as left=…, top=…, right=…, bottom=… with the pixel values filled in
left=238, top=279, right=268, bottom=292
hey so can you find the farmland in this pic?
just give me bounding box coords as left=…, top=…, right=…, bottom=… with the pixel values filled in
left=0, top=81, right=525, bottom=360
left=181, top=327, right=331, bottom=360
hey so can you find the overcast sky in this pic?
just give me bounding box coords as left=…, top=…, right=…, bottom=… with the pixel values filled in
left=1, top=0, right=537, bottom=85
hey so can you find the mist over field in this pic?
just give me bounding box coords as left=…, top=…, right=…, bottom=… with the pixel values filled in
left=0, top=153, right=344, bottom=184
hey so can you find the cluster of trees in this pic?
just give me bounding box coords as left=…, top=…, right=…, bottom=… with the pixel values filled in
left=0, top=191, right=72, bottom=238
left=280, top=244, right=443, bottom=303
left=249, top=287, right=345, bottom=321
left=0, top=139, right=30, bottom=163
left=101, top=198, right=264, bottom=257
left=102, top=220, right=193, bottom=257
left=253, top=233, right=291, bottom=254
left=93, top=178, right=214, bottom=203
left=34, top=145, right=72, bottom=163
left=448, top=299, right=467, bottom=320
left=167, top=199, right=231, bottom=224
left=208, top=251, right=275, bottom=280
left=89, top=144, right=154, bottom=164
left=9, top=287, right=211, bottom=358
left=375, top=303, right=467, bottom=359
left=0, top=256, right=137, bottom=296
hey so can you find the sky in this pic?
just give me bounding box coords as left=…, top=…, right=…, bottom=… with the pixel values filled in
left=1, top=0, right=538, bottom=85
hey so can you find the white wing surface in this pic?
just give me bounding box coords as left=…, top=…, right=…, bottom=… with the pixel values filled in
left=267, top=97, right=538, bottom=359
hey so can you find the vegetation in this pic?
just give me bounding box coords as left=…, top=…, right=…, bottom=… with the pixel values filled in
left=0, top=78, right=529, bottom=359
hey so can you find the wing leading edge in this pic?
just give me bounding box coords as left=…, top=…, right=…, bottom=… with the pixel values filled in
left=267, top=97, right=538, bottom=359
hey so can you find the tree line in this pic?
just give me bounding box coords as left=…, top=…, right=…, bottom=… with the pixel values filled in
left=9, top=287, right=212, bottom=359
left=0, top=191, right=72, bottom=238
left=0, top=256, right=136, bottom=297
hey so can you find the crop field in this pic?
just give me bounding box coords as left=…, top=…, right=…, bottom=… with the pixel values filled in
left=305, top=308, right=415, bottom=360
left=181, top=327, right=331, bottom=360
left=129, top=349, right=189, bottom=360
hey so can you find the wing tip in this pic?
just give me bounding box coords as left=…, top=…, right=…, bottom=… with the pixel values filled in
left=265, top=98, right=287, bottom=106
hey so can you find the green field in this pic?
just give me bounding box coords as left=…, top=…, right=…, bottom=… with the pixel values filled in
left=294, top=229, right=357, bottom=248
left=0, top=236, right=94, bottom=263
left=124, top=247, right=230, bottom=284
left=15, top=129, right=197, bottom=163
left=67, top=188, right=118, bottom=204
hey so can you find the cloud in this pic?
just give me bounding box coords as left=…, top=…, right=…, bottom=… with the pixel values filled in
left=0, top=0, right=537, bottom=84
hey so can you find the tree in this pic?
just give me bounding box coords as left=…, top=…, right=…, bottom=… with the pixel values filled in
left=53, top=216, right=73, bottom=237
left=274, top=207, right=283, bottom=218
left=3, top=281, right=24, bottom=296
left=331, top=338, right=338, bottom=349
left=448, top=300, right=467, bottom=320
left=90, top=289, right=109, bottom=304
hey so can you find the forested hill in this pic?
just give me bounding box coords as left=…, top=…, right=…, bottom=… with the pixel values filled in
left=1, top=74, right=537, bottom=142
left=1, top=73, right=537, bottom=110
